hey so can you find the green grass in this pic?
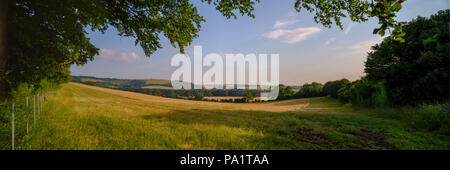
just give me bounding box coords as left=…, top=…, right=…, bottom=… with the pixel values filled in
left=16, top=83, right=450, bottom=150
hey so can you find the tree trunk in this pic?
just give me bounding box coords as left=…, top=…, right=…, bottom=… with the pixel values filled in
left=0, top=1, right=9, bottom=99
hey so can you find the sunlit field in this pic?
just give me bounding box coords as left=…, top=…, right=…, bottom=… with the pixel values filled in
left=141, top=85, right=174, bottom=90
left=19, top=83, right=449, bottom=150
left=204, top=96, right=264, bottom=101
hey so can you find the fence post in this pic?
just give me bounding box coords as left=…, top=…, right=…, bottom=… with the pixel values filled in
left=11, top=99, right=15, bottom=150
left=33, top=95, right=36, bottom=125
left=41, top=93, right=43, bottom=110
left=38, top=93, right=40, bottom=115
left=26, top=96, right=29, bottom=134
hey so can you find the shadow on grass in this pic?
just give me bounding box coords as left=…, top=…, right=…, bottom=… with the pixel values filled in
left=141, top=107, right=397, bottom=150
left=271, top=98, right=310, bottom=106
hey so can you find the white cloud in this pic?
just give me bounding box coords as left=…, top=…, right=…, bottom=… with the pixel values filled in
left=324, top=37, right=336, bottom=46
left=96, top=48, right=140, bottom=63
left=273, top=20, right=297, bottom=28
left=120, top=52, right=139, bottom=63
left=97, top=48, right=116, bottom=59
left=263, top=27, right=321, bottom=44
left=344, top=23, right=353, bottom=35
left=349, top=37, right=384, bottom=55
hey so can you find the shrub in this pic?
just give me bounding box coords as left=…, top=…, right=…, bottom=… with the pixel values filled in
left=337, top=86, right=351, bottom=103
left=246, top=91, right=254, bottom=102
left=295, top=82, right=324, bottom=98
left=323, top=79, right=350, bottom=98
left=409, top=103, right=450, bottom=135
left=376, top=103, right=450, bottom=135
left=194, top=91, right=204, bottom=101
left=349, top=79, right=389, bottom=107
left=10, top=83, right=34, bottom=99
left=337, top=79, right=389, bottom=107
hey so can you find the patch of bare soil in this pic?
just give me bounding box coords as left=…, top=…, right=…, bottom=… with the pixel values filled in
left=343, top=128, right=395, bottom=150
left=292, top=127, right=395, bottom=149
left=292, top=127, right=339, bottom=148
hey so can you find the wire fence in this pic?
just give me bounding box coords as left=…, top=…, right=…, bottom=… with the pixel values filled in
left=0, top=91, right=53, bottom=150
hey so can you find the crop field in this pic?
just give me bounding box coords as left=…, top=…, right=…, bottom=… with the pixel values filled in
left=141, top=85, right=174, bottom=90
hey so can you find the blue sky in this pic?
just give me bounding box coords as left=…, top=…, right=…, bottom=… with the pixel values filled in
left=70, top=0, right=449, bottom=85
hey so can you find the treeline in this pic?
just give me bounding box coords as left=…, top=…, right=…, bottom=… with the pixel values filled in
left=277, top=79, right=350, bottom=101
left=71, top=76, right=172, bottom=89
left=119, top=87, right=266, bottom=103
left=118, top=87, right=262, bottom=98
left=279, top=78, right=389, bottom=107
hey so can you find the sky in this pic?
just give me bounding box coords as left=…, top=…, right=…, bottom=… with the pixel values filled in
left=70, top=0, right=449, bottom=85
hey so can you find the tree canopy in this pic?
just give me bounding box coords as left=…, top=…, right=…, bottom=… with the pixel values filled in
left=246, top=91, right=254, bottom=101
left=295, top=82, right=324, bottom=98
left=278, top=84, right=295, bottom=100
left=1, top=0, right=407, bottom=99
left=295, top=0, right=406, bottom=41
left=365, top=10, right=449, bottom=105
left=323, top=79, right=350, bottom=98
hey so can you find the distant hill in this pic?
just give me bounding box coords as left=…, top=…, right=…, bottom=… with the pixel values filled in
left=71, top=76, right=264, bottom=90
left=291, top=85, right=302, bottom=91
left=71, top=75, right=275, bottom=90
left=71, top=76, right=173, bottom=89
left=71, top=75, right=266, bottom=98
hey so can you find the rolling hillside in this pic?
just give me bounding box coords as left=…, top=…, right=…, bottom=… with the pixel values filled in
left=72, top=76, right=173, bottom=89
left=19, top=83, right=450, bottom=149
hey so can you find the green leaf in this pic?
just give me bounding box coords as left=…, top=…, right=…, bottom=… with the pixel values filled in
left=391, top=3, right=402, bottom=11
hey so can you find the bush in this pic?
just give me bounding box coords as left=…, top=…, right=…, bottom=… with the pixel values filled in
left=409, top=103, right=450, bottom=135
left=375, top=103, right=450, bottom=135
left=194, top=91, right=204, bottom=101
left=349, top=79, right=389, bottom=107
left=337, top=79, right=389, bottom=107
left=10, top=83, right=34, bottom=99
left=323, top=79, right=350, bottom=98
left=278, top=84, right=295, bottom=100
left=337, top=86, right=351, bottom=103
left=295, top=82, right=324, bottom=98
left=246, top=91, right=254, bottom=101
